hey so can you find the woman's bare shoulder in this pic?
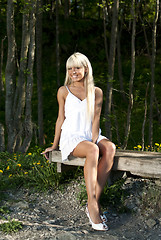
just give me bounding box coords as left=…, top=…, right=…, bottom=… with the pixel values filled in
left=57, top=86, right=68, bottom=99
left=95, top=87, right=103, bottom=98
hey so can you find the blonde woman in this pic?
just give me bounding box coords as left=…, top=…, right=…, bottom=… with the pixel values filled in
left=42, top=52, right=116, bottom=231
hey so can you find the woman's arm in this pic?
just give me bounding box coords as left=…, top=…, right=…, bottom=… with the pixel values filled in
left=41, top=86, right=67, bottom=158
left=92, top=87, right=103, bottom=144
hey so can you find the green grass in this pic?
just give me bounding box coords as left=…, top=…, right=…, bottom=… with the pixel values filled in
left=0, top=146, right=62, bottom=191
left=77, top=178, right=129, bottom=213
left=0, top=218, right=23, bottom=233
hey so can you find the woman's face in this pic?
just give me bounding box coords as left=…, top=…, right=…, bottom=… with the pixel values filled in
left=68, top=66, right=86, bottom=83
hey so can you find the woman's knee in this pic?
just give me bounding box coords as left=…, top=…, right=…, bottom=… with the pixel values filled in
left=87, top=143, right=99, bottom=158
left=100, top=140, right=116, bottom=157
left=108, top=142, right=116, bottom=156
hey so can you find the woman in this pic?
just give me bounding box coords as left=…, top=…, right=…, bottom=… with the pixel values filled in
left=42, top=52, right=116, bottom=231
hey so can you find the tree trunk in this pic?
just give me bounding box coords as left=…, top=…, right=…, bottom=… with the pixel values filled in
left=0, top=123, right=5, bottom=152
left=81, top=0, right=85, bottom=18
left=36, top=0, right=44, bottom=146
left=0, top=36, right=6, bottom=95
left=104, top=0, right=119, bottom=139
left=14, top=10, right=30, bottom=151
left=56, top=0, right=60, bottom=87
left=117, top=24, right=126, bottom=101
left=5, top=0, right=16, bottom=153
left=123, top=0, right=136, bottom=150
left=103, top=3, right=109, bottom=63
left=64, top=0, right=70, bottom=19
left=139, top=10, right=151, bottom=58
left=142, top=82, right=149, bottom=151
left=19, top=0, right=37, bottom=153
left=149, top=0, right=159, bottom=149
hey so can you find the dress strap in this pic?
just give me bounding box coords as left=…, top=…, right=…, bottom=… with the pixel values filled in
left=66, top=85, right=70, bottom=92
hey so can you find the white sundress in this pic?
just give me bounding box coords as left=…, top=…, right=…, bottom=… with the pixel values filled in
left=59, top=86, right=107, bottom=161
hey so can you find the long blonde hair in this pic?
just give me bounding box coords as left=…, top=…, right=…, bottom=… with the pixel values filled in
left=64, top=52, right=95, bottom=121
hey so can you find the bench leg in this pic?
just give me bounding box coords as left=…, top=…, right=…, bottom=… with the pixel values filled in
left=57, top=163, right=62, bottom=173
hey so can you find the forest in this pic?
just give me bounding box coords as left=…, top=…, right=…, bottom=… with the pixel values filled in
left=0, top=0, right=161, bottom=153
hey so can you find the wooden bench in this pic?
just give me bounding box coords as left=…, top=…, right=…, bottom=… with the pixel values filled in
left=49, top=150, right=161, bottom=179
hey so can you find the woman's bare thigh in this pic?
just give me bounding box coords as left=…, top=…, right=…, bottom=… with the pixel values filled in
left=72, top=140, right=97, bottom=158
left=97, top=139, right=114, bottom=156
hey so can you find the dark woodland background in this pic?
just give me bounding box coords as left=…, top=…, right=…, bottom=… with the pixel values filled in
left=1, top=0, right=161, bottom=153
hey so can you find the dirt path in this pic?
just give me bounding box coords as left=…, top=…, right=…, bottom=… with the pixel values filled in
left=0, top=176, right=161, bottom=240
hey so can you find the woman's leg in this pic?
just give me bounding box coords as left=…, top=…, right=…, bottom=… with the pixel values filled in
left=72, top=141, right=102, bottom=224
left=96, top=139, right=116, bottom=204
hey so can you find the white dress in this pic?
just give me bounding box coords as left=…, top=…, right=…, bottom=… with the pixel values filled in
left=59, top=86, right=107, bottom=161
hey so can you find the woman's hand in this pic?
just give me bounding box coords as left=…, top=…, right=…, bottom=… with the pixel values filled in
left=41, top=147, right=54, bottom=160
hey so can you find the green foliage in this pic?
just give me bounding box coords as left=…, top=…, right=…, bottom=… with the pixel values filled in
left=0, top=147, right=84, bottom=192
left=77, top=181, right=87, bottom=206
left=1, top=0, right=161, bottom=150
left=0, top=206, right=9, bottom=215
left=77, top=178, right=129, bottom=213
left=0, top=148, right=62, bottom=191
left=0, top=218, right=23, bottom=233
left=100, top=179, right=129, bottom=213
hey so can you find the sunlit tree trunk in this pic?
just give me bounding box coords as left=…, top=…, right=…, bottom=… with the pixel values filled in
left=19, top=0, right=37, bottom=152
left=0, top=36, right=6, bottom=95
left=0, top=36, right=6, bottom=152
left=104, top=0, right=119, bottom=139
left=5, top=0, right=17, bottom=153
left=14, top=9, right=30, bottom=151
left=123, top=0, right=136, bottom=150
left=103, top=3, right=109, bottom=63
left=149, top=0, right=159, bottom=148
left=0, top=123, right=5, bottom=152
left=5, top=0, right=37, bottom=153
left=36, top=0, right=44, bottom=146
left=142, top=82, right=149, bottom=151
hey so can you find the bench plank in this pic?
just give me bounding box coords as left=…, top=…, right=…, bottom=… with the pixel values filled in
left=49, top=150, right=161, bottom=178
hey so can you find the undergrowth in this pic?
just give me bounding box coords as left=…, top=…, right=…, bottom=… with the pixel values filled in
left=0, top=144, right=161, bottom=233
left=0, top=218, right=23, bottom=233
left=0, top=146, right=83, bottom=192
left=77, top=178, right=129, bottom=213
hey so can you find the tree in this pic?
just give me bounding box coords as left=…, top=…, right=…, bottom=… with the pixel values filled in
left=56, top=0, right=60, bottom=87
left=36, top=0, right=44, bottom=146
left=5, top=0, right=37, bottom=153
left=0, top=36, right=6, bottom=95
left=64, top=0, right=70, bottom=19
left=123, top=0, right=136, bottom=149
left=5, top=0, right=17, bottom=153
left=104, top=0, right=119, bottom=139
left=149, top=0, right=159, bottom=148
